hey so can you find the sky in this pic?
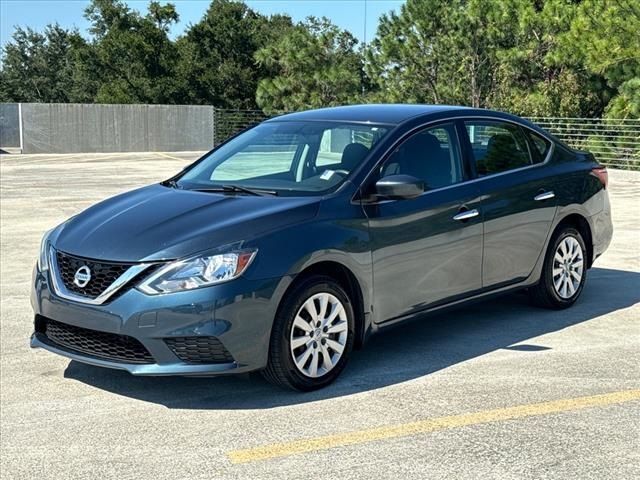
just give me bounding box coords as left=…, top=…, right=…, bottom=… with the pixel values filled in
left=0, top=0, right=405, bottom=48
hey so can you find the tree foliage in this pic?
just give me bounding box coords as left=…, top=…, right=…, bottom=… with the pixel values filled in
left=176, top=0, right=293, bottom=108
left=491, top=0, right=610, bottom=117
left=255, top=17, right=363, bottom=113
left=558, top=0, right=640, bottom=118
left=0, top=0, right=637, bottom=118
left=365, top=0, right=614, bottom=117
left=0, top=25, right=86, bottom=102
left=81, top=0, right=181, bottom=103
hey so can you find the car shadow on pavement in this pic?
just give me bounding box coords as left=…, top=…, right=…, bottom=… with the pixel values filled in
left=64, top=267, right=640, bottom=408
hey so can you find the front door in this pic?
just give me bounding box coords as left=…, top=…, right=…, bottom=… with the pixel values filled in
left=363, top=122, right=483, bottom=323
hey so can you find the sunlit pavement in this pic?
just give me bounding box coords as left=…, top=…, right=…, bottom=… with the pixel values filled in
left=1, top=153, right=638, bottom=479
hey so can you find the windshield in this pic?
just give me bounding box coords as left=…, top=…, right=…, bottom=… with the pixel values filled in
left=176, top=121, right=390, bottom=196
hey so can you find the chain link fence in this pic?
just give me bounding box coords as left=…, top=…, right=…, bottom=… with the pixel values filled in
left=213, top=109, right=640, bottom=170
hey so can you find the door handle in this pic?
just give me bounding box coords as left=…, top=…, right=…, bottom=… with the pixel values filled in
left=534, top=191, right=555, bottom=201
left=453, top=209, right=480, bottom=221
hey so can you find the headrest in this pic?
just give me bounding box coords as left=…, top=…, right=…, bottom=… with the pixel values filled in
left=487, top=134, right=517, bottom=153
left=417, top=132, right=442, bottom=151
left=394, top=132, right=443, bottom=165
left=483, top=134, right=519, bottom=173
left=341, top=143, right=370, bottom=170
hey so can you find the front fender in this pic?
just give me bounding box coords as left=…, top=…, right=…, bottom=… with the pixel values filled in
left=243, top=196, right=373, bottom=316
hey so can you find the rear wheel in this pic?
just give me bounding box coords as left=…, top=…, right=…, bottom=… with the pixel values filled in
left=530, top=227, right=587, bottom=309
left=262, top=276, right=355, bottom=391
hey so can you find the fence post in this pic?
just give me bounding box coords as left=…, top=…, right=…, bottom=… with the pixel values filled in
left=212, top=107, right=217, bottom=147
left=18, top=102, right=24, bottom=153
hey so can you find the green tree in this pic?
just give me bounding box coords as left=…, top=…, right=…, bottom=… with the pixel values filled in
left=82, top=0, right=181, bottom=103
left=0, top=0, right=635, bottom=122
left=492, top=0, right=609, bottom=117
left=365, top=0, right=454, bottom=104
left=605, top=77, right=640, bottom=118
left=0, top=24, right=86, bottom=102
left=366, top=0, right=524, bottom=107
left=176, top=0, right=293, bottom=108
left=365, top=0, right=613, bottom=117
left=255, top=17, right=363, bottom=112
left=559, top=0, right=640, bottom=118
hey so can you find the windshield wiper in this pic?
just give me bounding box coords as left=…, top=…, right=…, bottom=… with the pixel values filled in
left=192, top=185, right=278, bottom=196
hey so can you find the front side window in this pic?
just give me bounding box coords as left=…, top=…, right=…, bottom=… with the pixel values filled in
left=380, top=122, right=463, bottom=190
left=178, top=121, right=389, bottom=196
left=465, top=121, right=532, bottom=176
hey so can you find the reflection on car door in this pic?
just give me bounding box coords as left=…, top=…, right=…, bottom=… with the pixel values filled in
left=363, top=122, right=483, bottom=323
left=463, top=120, right=558, bottom=287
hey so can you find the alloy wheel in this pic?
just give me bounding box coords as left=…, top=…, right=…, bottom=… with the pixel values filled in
left=552, top=235, right=584, bottom=299
left=289, top=292, right=348, bottom=378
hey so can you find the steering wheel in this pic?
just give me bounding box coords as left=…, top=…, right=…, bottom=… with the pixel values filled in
left=333, top=169, right=349, bottom=177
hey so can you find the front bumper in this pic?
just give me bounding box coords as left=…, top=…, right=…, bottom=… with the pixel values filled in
left=30, top=266, right=289, bottom=375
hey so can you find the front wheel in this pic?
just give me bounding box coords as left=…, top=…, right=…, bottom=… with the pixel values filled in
left=262, top=276, right=355, bottom=391
left=530, top=227, right=587, bottom=309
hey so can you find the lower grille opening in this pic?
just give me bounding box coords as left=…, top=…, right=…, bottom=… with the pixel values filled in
left=165, top=337, right=234, bottom=364
left=35, top=315, right=154, bottom=364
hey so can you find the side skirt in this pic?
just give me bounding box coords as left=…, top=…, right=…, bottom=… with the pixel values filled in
left=372, top=277, right=537, bottom=333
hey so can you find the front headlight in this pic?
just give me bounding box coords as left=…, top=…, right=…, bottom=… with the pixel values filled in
left=137, top=249, right=257, bottom=295
left=37, top=228, right=54, bottom=271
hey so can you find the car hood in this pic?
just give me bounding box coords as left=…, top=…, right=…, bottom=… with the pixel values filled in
left=54, top=184, right=320, bottom=261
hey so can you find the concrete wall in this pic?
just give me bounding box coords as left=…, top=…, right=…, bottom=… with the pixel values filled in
left=7, top=103, right=214, bottom=154
left=0, top=103, right=20, bottom=149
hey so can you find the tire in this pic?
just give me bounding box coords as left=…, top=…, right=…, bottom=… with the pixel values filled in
left=529, top=227, right=587, bottom=309
left=262, top=275, right=355, bottom=391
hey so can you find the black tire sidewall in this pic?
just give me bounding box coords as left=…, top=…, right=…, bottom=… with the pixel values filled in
left=542, top=228, right=587, bottom=307
left=271, top=277, right=355, bottom=391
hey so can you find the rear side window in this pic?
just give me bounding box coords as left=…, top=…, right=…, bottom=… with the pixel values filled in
left=381, top=122, right=463, bottom=190
left=465, top=121, right=532, bottom=176
left=526, top=130, right=552, bottom=164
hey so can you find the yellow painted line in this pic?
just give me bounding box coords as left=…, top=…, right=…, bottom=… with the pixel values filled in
left=155, top=152, right=185, bottom=161
left=228, top=389, right=640, bottom=464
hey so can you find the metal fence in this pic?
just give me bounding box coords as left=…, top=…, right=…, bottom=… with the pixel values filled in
left=213, top=109, right=271, bottom=146
left=213, top=109, right=640, bottom=170
left=2, top=103, right=638, bottom=169
left=527, top=117, right=640, bottom=170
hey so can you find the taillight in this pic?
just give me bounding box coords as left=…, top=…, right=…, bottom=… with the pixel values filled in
left=591, top=166, right=608, bottom=189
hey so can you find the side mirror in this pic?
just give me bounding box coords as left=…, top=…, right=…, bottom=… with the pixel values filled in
left=375, top=174, right=425, bottom=199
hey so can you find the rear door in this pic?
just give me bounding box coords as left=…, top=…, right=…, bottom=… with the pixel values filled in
left=462, top=120, right=557, bottom=288
left=364, top=121, right=483, bottom=322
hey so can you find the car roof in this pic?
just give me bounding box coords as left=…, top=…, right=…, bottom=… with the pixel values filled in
left=266, top=104, right=474, bottom=125
left=264, top=104, right=561, bottom=145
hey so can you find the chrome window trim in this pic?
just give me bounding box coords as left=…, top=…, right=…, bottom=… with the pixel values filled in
left=356, top=115, right=555, bottom=203
left=48, top=247, right=154, bottom=305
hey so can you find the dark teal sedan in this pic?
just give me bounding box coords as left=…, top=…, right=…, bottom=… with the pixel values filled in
left=31, top=105, right=613, bottom=390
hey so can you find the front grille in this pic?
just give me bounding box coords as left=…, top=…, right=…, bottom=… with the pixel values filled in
left=165, top=337, right=235, bottom=364
left=35, top=316, right=154, bottom=364
left=56, top=251, right=133, bottom=299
